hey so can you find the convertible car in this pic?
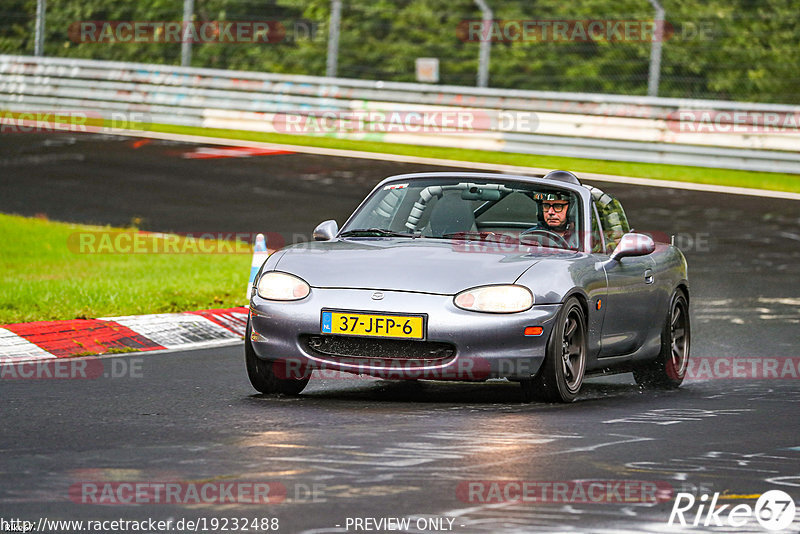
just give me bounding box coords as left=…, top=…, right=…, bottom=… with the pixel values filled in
left=246, top=171, right=690, bottom=402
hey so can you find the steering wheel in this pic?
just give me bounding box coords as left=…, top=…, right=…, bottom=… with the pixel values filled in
left=519, top=228, right=571, bottom=249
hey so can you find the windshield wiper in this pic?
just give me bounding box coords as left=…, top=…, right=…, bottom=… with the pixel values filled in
left=339, top=228, right=420, bottom=238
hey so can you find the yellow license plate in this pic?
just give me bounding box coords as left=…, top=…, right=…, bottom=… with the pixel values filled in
left=321, top=310, right=425, bottom=340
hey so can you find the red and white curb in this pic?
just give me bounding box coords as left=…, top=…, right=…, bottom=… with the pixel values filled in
left=1, top=234, right=273, bottom=366
left=0, top=307, right=249, bottom=364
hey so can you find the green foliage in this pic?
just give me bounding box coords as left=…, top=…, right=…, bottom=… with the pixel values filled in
left=0, top=0, right=36, bottom=53
left=0, top=0, right=797, bottom=102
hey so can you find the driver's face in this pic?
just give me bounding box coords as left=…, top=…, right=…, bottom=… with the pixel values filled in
left=542, top=200, right=569, bottom=229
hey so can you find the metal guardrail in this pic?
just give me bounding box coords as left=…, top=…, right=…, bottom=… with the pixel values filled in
left=1, top=54, right=799, bottom=173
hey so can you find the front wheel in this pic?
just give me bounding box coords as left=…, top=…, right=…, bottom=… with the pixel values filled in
left=521, top=296, right=587, bottom=403
left=633, top=289, right=690, bottom=389
left=245, top=320, right=310, bottom=395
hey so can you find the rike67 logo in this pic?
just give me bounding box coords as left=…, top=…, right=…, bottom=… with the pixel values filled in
left=668, top=490, right=796, bottom=531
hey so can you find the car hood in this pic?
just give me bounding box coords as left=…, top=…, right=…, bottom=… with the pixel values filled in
left=272, top=238, right=568, bottom=295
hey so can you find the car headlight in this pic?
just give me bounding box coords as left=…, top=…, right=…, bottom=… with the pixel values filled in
left=257, top=272, right=310, bottom=301
left=454, top=285, right=533, bottom=313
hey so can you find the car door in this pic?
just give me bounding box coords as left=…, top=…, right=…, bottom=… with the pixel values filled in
left=590, top=192, right=660, bottom=357
left=599, top=251, right=658, bottom=357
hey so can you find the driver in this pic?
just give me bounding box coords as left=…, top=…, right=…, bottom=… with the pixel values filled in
left=539, top=192, right=575, bottom=244
left=542, top=193, right=570, bottom=233
left=521, top=191, right=576, bottom=249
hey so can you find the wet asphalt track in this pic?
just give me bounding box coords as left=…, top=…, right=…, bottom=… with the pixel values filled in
left=1, top=132, right=799, bottom=533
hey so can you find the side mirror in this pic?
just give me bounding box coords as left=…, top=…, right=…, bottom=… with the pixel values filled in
left=313, top=220, right=338, bottom=241
left=610, top=233, right=655, bottom=262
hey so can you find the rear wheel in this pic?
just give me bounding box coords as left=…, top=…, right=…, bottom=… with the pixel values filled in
left=633, top=289, right=690, bottom=389
left=521, top=296, right=587, bottom=403
left=245, top=321, right=310, bottom=395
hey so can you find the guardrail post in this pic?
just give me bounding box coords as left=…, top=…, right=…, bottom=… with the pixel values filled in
left=34, top=0, right=46, bottom=56
left=474, top=0, right=492, bottom=87
left=326, top=0, right=342, bottom=77
left=181, top=0, right=195, bottom=67
left=647, top=0, right=664, bottom=97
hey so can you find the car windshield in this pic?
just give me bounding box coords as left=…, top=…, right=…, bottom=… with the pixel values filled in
left=342, top=178, right=582, bottom=250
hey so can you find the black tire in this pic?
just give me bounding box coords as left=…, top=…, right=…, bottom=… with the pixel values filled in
left=521, top=296, right=587, bottom=403
left=245, top=321, right=310, bottom=395
left=633, top=289, right=690, bottom=389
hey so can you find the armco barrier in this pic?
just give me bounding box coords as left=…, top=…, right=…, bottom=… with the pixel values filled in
left=1, top=54, right=799, bottom=173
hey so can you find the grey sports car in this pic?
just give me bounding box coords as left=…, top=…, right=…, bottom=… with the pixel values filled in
left=246, top=170, right=690, bottom=402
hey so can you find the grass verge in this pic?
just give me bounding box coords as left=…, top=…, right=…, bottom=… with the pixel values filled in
left=148, top=123, right=800, bottom=194
left=0, top=213, right=250, bottom=324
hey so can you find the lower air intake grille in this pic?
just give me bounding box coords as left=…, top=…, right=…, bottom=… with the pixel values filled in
left=302, top=335, right=455, bottom=363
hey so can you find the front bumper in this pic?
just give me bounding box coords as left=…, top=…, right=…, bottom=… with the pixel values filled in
left=249, top=288, right=561, bottom=381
